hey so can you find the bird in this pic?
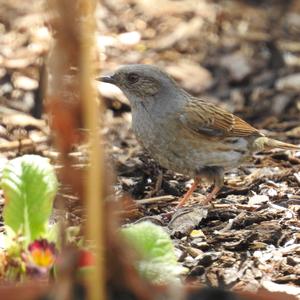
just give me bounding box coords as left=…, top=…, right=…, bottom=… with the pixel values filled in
left=99, top=64, right=300, bottom=208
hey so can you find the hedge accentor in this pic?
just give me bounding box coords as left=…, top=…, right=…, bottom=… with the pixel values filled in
left=100, top=64, right=300, bottom=208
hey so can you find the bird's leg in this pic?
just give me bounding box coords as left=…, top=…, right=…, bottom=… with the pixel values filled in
left=200, top=166, right=224, bottom=205
left=202, top=185, right=220, bottom=205
left=176, top=177, right=200, bottom=208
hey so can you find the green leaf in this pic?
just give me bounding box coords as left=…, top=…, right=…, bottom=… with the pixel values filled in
left=1, top=155, right=58, bottom=243
left=121, top=221, right=184, bottom=284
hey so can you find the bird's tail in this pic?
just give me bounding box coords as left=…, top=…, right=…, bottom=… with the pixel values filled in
left=253, top=136, right=300, bottom=151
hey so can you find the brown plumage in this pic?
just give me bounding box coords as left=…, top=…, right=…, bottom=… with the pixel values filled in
left=181, top=99, right=261, bottom=137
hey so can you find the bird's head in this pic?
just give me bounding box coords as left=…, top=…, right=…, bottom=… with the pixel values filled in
left=99, top=64, right=180, bottom=106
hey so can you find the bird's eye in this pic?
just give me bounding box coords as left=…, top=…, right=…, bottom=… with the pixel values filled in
left=127, top=73, right=139, bottom=84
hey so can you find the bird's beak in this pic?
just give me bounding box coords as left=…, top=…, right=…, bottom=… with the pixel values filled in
left=98, top=74, right=116, bottom=84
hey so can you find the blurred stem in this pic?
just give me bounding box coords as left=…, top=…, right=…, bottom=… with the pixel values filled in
left=79, top=1, right=105, bottom=300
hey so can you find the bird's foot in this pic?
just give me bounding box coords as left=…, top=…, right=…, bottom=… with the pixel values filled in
left=201, top=186, right=220, bottom=207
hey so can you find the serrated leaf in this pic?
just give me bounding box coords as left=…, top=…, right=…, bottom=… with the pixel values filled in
left=121, top=221, right=184, bottom=284
left=1, top=155, right=58, bottom=243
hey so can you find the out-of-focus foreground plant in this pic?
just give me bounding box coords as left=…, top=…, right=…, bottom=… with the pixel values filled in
left=1, top=155, right=58, bottom=243
left=0, top=155, right=58, bottom=279
left=121, top=221, right=185, bottom=284
left=0, top=156, right=185, bottom=287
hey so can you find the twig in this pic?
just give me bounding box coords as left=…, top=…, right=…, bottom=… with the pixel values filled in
left=79, top=1, right=105, bottom=300
left=135, top=195, right=176, bottom=205
left=47, top=0, right=105, bottom=299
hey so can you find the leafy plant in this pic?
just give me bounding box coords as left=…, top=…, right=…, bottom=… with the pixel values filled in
left=1, top=155, right=58, bottom=244
left=121, top=221, right=184, bottom=284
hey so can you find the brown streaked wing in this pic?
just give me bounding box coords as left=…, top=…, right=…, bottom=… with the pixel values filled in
left=179, top=98, right=261, bottom=137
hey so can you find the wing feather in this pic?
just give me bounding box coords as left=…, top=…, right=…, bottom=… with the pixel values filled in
left=179, top=99, right=261, bottom=137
